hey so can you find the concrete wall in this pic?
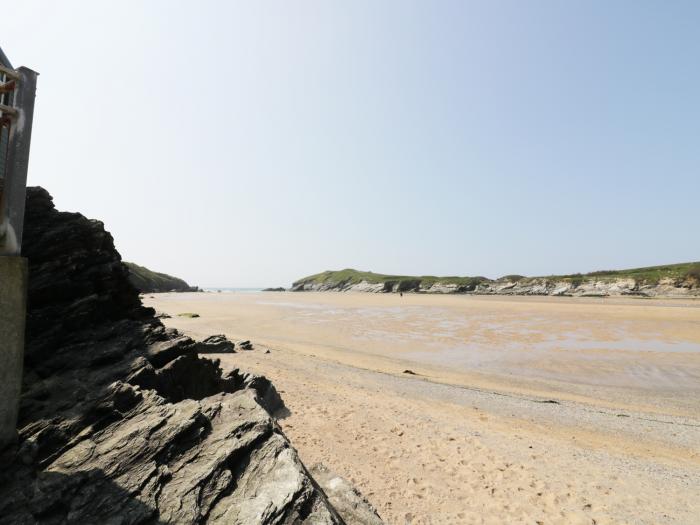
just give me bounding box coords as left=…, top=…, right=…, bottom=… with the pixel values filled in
left=0, top=256, right=27, bottom=448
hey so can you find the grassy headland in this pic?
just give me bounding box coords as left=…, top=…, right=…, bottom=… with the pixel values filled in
left=124, top=261, right=198, bottom=293
left=294, top=262, right=700, bottom=291
left=295, top=269, right=486, bottom=289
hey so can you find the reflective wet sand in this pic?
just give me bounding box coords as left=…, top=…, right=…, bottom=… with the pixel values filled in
left=148, top=292, right=700, bottom=412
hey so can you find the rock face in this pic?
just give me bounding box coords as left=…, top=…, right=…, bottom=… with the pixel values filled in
left=310, top=464, right=383, bottom=525
left=0, top=187, right=344, bottom=524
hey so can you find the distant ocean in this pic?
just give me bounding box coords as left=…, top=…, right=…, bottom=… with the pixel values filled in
left=201, top=287, right=264, bottom=293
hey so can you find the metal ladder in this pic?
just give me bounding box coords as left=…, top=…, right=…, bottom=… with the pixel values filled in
left=0, top=54, right=38, bottom=256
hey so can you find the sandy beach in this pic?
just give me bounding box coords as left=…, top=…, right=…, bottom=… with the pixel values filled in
left=145, top=292, right=700, bottom=524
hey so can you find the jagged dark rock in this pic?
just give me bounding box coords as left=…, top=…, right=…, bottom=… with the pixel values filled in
left=0, top=187, right=346, bottom=524
left=224, top=369, right=284, bottom=414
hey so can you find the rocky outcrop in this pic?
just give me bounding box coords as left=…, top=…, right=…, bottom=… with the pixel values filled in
left=470, top=276, right=699, bottom=297
left=0, top=187, right=345, bottom=524
left=292, top=274, right=700, bottom=297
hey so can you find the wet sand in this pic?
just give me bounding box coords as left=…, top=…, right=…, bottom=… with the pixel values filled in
left=146, top=292, right=700, bottom=524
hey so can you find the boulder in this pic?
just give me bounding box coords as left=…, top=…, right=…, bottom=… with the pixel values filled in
left=195, top=334, right=236, bottom=353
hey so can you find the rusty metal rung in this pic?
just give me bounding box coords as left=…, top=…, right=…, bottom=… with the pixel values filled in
left=0, top=104, right=17, bottom=117
left=0, top=64, right=19, bottom=82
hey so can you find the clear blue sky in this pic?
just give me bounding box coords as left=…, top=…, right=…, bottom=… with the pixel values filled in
left=5, top=1, right=699, bottom=287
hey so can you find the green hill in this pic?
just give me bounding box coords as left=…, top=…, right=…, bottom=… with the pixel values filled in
left=293, top=262, right=700, bottom=292
left=124, top=262, right=198, bottom=293
left=294, top=269, right=486, bottom=289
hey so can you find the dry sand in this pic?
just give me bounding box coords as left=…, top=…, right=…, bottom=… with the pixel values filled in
left=145, top=292, right=700, bottom=524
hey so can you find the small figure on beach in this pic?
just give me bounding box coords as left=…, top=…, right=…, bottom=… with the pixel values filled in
left=400, top=292, right=403, bottom=297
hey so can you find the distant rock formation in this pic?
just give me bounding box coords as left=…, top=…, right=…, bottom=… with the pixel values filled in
left=124, top=261, right=199, bottom=293
left=291, top=267, right=700, bottom=297
left=262, top=287, right=286, bottom=292
left=0, top=187, right=348, bottom=524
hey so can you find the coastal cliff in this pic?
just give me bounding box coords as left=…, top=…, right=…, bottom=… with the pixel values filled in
left=0, top=188, right=347, bottom=524
left=292, top=266, right=700, bottom=297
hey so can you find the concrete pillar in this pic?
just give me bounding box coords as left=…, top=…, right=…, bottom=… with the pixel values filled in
left=0, top=256, right=27, bottom=448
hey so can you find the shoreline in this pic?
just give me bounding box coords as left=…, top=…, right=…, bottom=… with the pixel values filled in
left=146, top=292, right=700, bottom=409
left=223, top=288, right=700, bottom=300
left=145, top=292, right=700, bottom=523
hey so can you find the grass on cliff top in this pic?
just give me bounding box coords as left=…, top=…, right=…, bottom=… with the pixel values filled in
left=296, top=262, right=700, bottom=287
left=538, top=261, right=700, bottom=285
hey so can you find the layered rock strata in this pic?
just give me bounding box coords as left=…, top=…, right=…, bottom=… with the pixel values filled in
left=0, top=188, right=346, bottom=524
